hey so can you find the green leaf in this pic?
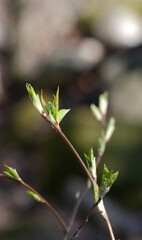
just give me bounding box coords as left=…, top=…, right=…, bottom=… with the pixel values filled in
left=84, top=147, right=94, bottom=168
left=105, top=117, right=115, bottom=142
left=99, top=164, right=119, bottom=198
left=26, top=83, right=43, bottom=114
left=84, top=153, right=91, bottom=168
left=26, top=190, right=41, bottom=202
left=26, top=83, right=37, bottom=102
left=90, top=104, right=102, bottom=121
left=47, top=102, right=55, bottom=116
left=58, top=109, right=70, bottom=123
left=46, top=101, right=56, bottom=123
left=99, top=92, right=108, bottom=115
left=93, top=185, right=106, bottom=213
left=53, top=87, right=59, bottom=121
left=85, top=148, right=96, bottom=179
left=93, top=184, right=99, bottom=201
left=41, top=90, right=49, bottom=115
left=4, top=165, right=21, bottom=180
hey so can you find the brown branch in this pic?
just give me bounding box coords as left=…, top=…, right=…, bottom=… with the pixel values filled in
left=100, top=205, right=115, bottom=240
left=42, top=113, right=96, bottom=187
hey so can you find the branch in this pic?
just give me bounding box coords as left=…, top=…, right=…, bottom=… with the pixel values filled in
left=71, top=197, right=101, bottom=239
left=0, top=173, right=67, bottom=234
left=67, top=184, right=90, bottom=233
left=41, top=113, right=96, bottom=187
left=99, top=204, right=115, bottom=240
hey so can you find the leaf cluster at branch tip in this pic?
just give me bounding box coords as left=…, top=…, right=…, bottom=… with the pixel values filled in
left=26, top=83, right=70, bottom=126
left=4, top=165, right=20, bottom=180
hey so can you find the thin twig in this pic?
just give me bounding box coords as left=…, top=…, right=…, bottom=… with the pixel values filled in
left=58, top=129, right=96, bottom=187
left=67, top=185, right=90, bottom=233
left=0, top=173, right=67, bottom=235
left=71, top=197, right=101, bottom=240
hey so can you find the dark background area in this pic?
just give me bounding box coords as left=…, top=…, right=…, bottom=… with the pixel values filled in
left=0, top=0, right=142, bottom=239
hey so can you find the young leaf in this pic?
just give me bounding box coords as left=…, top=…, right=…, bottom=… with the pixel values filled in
left=26, top=190, right=41, bottom=202
left=99, top=92, right=108, bottom=115
left=93, top=184, right=99, bottom=201
left=99, top=164, right=119, bottom=198
left=84, top=153, right=92, bottom=169
left=44, top=101, right=56, bottom=123
left=53, top=87, right=59, bottom=121
left=4, top=165, right=21, bottom=180
left=84, top=147, right=94, bottom=168
left=47, top=102, right=55, bottom=116
left=26, top=83, right=43, bottom=114
left=85, top=148, right=96, bottom=179
left=93, top=184, right=106, bottom=214
left=90, top=104, right=102, bottom=121
left=105, top=117, right=115, bottom=142
left=41, top=90, right=49, bottom=115
left=58, top=109, right=70, bottom=123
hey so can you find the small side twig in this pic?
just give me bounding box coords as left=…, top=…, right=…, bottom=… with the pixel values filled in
left=67, top=185, right=90, bottom=233
left=0, top=173, right=68, bottom=235
left=63, top=183, right=90, bottom=240
left=71, top=197, right=101, bottom=240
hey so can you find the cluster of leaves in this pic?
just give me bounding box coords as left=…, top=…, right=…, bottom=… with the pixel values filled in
left=85, top=149, right=118, bottom=201
left=26, top=84, right=70, bottom=126
left=4, top=165, right=21, bottom=180
left=91, top=93, right=115, bottom=157
left=85, top=92, right=118, bottom=210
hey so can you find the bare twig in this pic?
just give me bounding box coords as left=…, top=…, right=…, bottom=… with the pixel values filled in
left=67, top=184, right=90, bottom=233
left=71, top=197, right=101, bottom=240
left=0, top=173, right=67, bottom=235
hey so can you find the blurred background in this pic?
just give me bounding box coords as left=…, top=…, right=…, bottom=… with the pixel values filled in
left=0, top=0, right=142, bottom=239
